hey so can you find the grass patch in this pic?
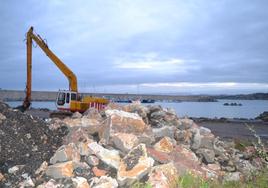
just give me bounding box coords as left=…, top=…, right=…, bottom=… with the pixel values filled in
left=132, top=168, right=268, bottom=188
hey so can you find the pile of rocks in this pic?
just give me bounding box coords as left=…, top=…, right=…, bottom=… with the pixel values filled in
left=0, top=102, right=267, bottom=187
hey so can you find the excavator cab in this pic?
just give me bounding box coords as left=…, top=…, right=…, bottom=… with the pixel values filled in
left=56, top=90, right=77, bottom=110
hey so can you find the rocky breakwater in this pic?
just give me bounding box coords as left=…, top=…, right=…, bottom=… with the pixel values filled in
left=0, top=102, right=267, bottom=187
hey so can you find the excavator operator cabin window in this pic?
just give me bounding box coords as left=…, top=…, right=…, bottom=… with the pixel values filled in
left=66, top=93, right=70, bottom=103
left=71, top=93, right=77, bottom=101
left=57, top=92, right=65, bottom=105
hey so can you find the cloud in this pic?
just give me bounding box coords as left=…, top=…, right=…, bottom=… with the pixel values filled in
left=0, top=0, right=268, bottom=94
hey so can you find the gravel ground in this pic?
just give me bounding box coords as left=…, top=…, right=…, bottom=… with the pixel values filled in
left=0, top=102, right=68, bottom=186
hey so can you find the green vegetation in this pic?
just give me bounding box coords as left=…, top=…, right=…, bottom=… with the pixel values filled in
left=176, top=169, right=268, bottom=188
left=131, top=168, right=268, bottom=188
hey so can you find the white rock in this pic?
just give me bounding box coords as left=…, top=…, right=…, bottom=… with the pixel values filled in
left=152, top=126, right=176, bottom=139
left=19, top=176, right=35, bottom=187
left=200, top=126, right=212, bottom=135
left=0, top=113, right=6, bottom=121
left=105, top=109, right=142, bottom=120
left=72, top=176, right=90, bottom=188
left=8, top=165, right=21, bottom=174
left=90, top=176, right=118, bottom=188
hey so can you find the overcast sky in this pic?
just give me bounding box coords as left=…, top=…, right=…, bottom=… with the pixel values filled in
left=0, top=0, right=268, bottom=94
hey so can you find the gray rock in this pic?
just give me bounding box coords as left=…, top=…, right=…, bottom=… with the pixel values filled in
left=191, top=128, right=201, bottom=150
left=235, top=159, right=256, bottom=178
left=150, top=111, right=166, bottom=120
left=85, top=155, right=99, bottom=166
left=148, top=105, right=162, bottom=114
left=199, top=134, right=215, bottom=150
left=196, top=148, right=215, bottom=164
left=178, top=118, right=194, bottom=130
left=213, top=138, right=226, bottom=156
left=224, top=172, right=242, bottom=182
left=152, top=126, right=176, bottom=139
left=46, top=161, right=74, bottom=179
left=174, top=129, right=192, bottom=145
left=222, top=165, right=236, bottom=172
left=50, top=143, right=80, bottom=164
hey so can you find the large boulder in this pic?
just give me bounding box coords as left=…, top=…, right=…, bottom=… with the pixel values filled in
left=105, top=109, right=154, bottom=145
left=234, top=159, right=256, bottom=178
left=117, top=144, right=154, bottom=186
left=123, top=103, right=150, bottom=124
left=147, top=144, right=219, bottom=179
left=88, top=142, right=121, bottom=169
left=148, top=107, right=180, bottom=128
left=105, top=109, right=149, bottom=134
left=191, top=128, right=215, bottom=150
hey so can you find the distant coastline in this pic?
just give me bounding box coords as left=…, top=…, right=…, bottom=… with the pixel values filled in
left=0, top=89, right=267, bottom=102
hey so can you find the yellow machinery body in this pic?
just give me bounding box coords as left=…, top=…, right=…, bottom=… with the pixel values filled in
left=22, top=27, right=109, bottom=112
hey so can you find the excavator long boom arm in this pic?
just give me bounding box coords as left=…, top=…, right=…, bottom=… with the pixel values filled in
left=23, top=26, right=78, bottom=109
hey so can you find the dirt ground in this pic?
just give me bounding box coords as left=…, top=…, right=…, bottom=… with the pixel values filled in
left=198, top=120, right=268, bottom=144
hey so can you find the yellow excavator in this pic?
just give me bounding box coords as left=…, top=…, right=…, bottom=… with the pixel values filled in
left=20, top=26, right=109, bottom=112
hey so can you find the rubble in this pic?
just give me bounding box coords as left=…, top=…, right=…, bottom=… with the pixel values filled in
left=0, top=101, right=267, bottom=187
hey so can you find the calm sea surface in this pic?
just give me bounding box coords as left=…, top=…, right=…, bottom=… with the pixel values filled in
left=7, top=100, right=268, bottom=119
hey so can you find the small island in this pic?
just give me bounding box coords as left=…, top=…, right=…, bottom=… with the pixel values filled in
left=223, top=102, right=242, bottom=106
